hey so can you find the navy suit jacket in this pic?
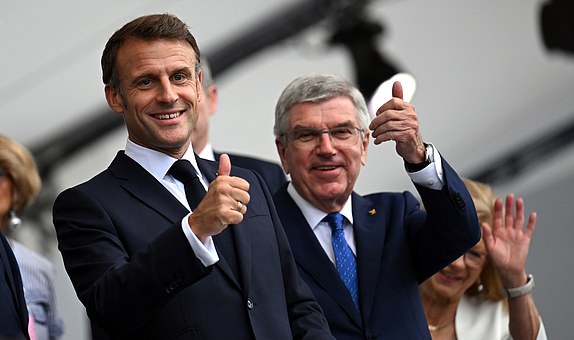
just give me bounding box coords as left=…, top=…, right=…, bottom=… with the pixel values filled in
left=0, top=233, right=29, bottom=340
left=273, top=159, right=480, bottom=340
left=214, top=151, right=287, bottom=196
left=53, top=151, right=333, bottom=340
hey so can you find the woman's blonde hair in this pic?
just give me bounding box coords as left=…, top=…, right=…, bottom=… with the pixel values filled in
left=0, top=135, right=41, bottom=214
left=463, top=178, right=505, bottom=302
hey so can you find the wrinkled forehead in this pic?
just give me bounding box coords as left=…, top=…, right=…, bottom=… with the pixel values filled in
left=288, top=96, right=358, bottom=125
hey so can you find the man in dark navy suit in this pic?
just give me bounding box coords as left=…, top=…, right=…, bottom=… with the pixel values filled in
left=0, top=231, right=29, bottom=340
left=272, top=74, right=480, bottom=339
left=53, top=14, right=333, bottom=340
left=192, top=57, right=287, bottom=195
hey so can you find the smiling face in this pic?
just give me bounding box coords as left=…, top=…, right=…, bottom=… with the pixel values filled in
left=105, top=38, right=202, bottom=158
left=420, top=239, right=487, bottom=304
left=275, top=96, right=369, bottom=212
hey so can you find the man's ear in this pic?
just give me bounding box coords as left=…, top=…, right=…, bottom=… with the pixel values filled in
left=105, top=84, right=124, bottom=113
left=196, top=69, right=203, bottom=103
left=207, top=85, right=218, bottom=116
left=275, top=138, right=289, bottom=175
left=360, top=130, right=370, bottom=166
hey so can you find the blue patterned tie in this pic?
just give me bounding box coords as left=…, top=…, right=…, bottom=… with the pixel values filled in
left=323, top=212, right=359, bottom=308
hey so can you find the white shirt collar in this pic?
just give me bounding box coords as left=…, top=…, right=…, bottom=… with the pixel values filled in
left=197, top=142, right=216, bottom=161
left=286, top=182, right=354, bottom=229
left=124, top=139, right=200, bottom=181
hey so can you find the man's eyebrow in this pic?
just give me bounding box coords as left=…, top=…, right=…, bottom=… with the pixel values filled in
left=291, top=121, right=356, bottom=130
left=172, top=67, right=194, bottom=75
left=130, top=72, right=155, bottom=84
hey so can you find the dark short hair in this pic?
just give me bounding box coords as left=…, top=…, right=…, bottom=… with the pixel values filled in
left=101, top=13, right=201, bottom=88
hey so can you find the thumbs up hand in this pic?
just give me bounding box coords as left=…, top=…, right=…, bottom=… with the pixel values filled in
left=187, top=153, right=250, bottom=242
left=368, top=81, right=426, bottom=164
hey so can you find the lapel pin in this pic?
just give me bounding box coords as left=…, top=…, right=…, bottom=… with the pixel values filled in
left=369, top=209, right=376, bottom=215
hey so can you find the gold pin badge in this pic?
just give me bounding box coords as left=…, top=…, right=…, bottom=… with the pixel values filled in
left=369, top=209, right=376, bottom=215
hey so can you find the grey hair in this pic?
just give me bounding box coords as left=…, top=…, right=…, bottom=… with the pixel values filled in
left=200, top=56, right=214, bottom=90
left=273, top=73, right=370, bottom=139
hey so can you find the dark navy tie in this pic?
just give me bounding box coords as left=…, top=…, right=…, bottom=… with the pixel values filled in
left=169, top=159, right=206, bottom=210
left=323, top=212, right=359, bottom=307
left=170, top=160, right=240, bottom=280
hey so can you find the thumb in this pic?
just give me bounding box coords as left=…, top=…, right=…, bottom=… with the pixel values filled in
left=218, top=153, right=231, bottom=177
left=392, top=81, right=403, bottom=100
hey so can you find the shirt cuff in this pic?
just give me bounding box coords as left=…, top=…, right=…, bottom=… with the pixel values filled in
left=407, top=143, right=444, bottom=190
left=181, top=213, right=219, bottom=267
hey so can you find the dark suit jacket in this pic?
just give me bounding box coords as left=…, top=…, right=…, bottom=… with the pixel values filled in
left=273, top=159, right=480, bottom=340
left=214, top=151, right=287, bottom=196
left=0, top=233, right=29, bottom=340
left=53, top=151, right=333, bottom=340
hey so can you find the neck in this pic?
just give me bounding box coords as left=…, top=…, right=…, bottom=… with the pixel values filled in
left=421, top=291, right=459, bottom=334
left=427, top=318, right=454, bottom=332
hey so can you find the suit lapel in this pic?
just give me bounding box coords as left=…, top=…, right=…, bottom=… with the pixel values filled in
left=274, top=188, right=362, bottom=326
left=196, top=156, right=248, bottom=290
left=352, top=192, right=387, bottom=322
left=109, top=152, right=188, bottom=223
left=111, top=152, right=244, bottom=288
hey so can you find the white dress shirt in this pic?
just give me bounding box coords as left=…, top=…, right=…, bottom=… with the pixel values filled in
left=197, top=142, right=216, bottom=161
left=124, top=139, right=219, bottom=267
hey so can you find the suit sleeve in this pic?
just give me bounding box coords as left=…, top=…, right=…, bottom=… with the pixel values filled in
left=0, top=233, right=29, bottom=339
left=53, top=187, right=211, bottom=333
left=407, top=157, right=481, bottom=282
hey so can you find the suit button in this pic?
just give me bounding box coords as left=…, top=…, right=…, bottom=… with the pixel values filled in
left=246, top=298, right=254, bottom=309
left=165, top=280, right=181, bottom=294
left=454, top=192, right=466, bottom=208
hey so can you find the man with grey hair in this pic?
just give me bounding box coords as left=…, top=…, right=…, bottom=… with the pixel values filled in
left=192, top=57, right=287, bottom=195
left=272, top=73, right=480, bottom=339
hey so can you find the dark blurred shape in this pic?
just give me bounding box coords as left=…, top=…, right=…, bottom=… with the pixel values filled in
left=540, top=0, right=574, bottom=54
left=329, top=14, right=402, bottom=100
left=208, top=0, right=336, bottom=77
left=30, top=108, right=123, bottom=178
left=469, top=115, right=574, bottom=185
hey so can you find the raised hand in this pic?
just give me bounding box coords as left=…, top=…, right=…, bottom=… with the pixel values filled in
left=187, top=153, right=250, bottom=242
left=482, top=194, right=537, bottom=288
left=368, top=81, right=426, bottom=164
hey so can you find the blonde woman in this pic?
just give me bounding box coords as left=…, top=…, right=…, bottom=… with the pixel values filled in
left=419, top=179, right=547, bottom=340
left=0, top=135, right=64, bottom=339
